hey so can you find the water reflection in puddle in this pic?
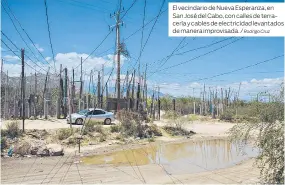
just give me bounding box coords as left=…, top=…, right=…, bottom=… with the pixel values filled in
left=82, top=139, right=258, bottom=174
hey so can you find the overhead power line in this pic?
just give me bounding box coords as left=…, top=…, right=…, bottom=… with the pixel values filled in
left=124, top=9, right=167, bottom=41
left=1, top=40, right=46, bottom=74
left=1, top=32, right=49, bottom=73
left=131, top=0, right=166, bottom=72
left=137, top=0, right=147, bottom=81
left=158, top=70, right=284, bottom=76
left=174, top=37, right=234, bottom=56
left=154, top=37, right=186, bottom=69
left=44, top=0, right=57, bottom=73
left=2, top=3, right=53, bottom=72
left=2, top=0, right=54, bottom=69
left=57, top=0, right=110, bottom=13
left=74, top=31, right=112, bottom=70
left=95, top=7, right=167, bottom=68
left=121, top=0, right=138, bottom=19
left=149, top=37, right=244, bottom=77
left=194, top=54, right=284, bottom=82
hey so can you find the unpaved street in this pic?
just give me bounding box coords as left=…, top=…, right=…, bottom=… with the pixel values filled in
left=1, top=118, right=260, bottom=184
left=1, top=152, right=259, bottom=184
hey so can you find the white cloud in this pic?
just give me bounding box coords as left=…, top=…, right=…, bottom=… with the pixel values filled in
left=3, top=55, right=20, bottom=62
left=34, top=44, right=44, bottom=52
left=157, top=77, right=284, bottom=99
left=2, top=52, right=129, bottom=78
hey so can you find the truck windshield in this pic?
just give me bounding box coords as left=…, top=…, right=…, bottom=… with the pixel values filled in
left=78, top=109, right=88, bottom=115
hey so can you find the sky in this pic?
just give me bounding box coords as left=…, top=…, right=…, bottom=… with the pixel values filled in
left=1, top=0, right=284, bottom=100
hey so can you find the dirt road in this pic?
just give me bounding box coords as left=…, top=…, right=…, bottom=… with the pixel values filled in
left=1, top=118, right=260, bottom=184
left=1, top=152, right=259, bottom=184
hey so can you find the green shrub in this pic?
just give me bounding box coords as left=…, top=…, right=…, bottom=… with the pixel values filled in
left=83, top=121, right=96, bottom=135
left=110, top=125, right=120, bottom=133
left=162, top=111, right=180, bottom=120
left=56, top=128, right=74, bottom=140
left=6, top=121, right=20, bottom=138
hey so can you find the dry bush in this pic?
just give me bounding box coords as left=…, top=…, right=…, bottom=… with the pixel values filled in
left=163, top=126, right=195, bottom=136
left=83, top=121, right=101, bottom=135
left=110, top=125, right=120, bottom=133
left=14, top=142, right=31, bottom=156
left=140, top=124, right=163, bottom=139
left=56, top=128, right=75, bottom=140
left=163, top=116, right=195, bottom=136
left=6, top=120, right=21, bottom=138
left=162, top=110, right=180, bottom=120
left=117, top=110, right=140, bottom=137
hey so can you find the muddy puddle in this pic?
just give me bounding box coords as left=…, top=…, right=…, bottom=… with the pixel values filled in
left=82, top=139, right=259, bottom=174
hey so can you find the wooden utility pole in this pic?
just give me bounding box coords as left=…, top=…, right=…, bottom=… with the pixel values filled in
left=4, top=71, right=8, bottom=119
left=126, top=72, right=132, bottom=99
left=236, top=82, right=242, bottom=116
left=21, top=49, right=25, bottom=132
left=144, top=64, right=147, bottom=107
left=34, top=71, right=38, bottom=117
left=101, top=65, right=104, bottom=109
left=221, top=88, right=224, bottom=114
left=64, top=68, right=68, bottom=118
left=72, top=68, right=75, bottom=112
left=79, top=57, right=83, bottom=110
left=158, top=86, right=160, bottom=120
left=125, top=71, right=129, bottom=98
left=68, top=79, right=72, bottom=128
left=43, top=68, right=49, bottom=119
left=87, top=70, right=92, bottom=109
left=132, top=70, right=136, bottom=109
left=202, top=84, right=205, bottom=115
left=1, top=59, right=3, bottom=118
left=150, top=90, right=154, bottom=118
left=136, top=82, right=140, bottom=111
left=142, top=73, right=145, bottom=102
left=97, top=71, right=101, bottom=108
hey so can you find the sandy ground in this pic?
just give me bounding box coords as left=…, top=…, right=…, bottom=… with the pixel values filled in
left=1, top=155, right=259, bottom=184
left=1, top=117, right=260, bottom=184
left=1, top=118, right=118, bottom=130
